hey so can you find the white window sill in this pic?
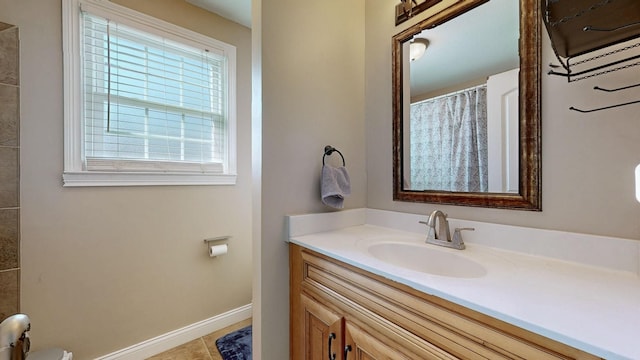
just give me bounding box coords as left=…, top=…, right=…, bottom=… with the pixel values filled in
left=62, top=171, right=237, bottom=187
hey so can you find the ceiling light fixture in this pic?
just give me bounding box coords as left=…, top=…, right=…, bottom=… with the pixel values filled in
left=409, top=38, right=429, bottom=61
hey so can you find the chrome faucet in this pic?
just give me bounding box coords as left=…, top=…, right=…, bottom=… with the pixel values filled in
left=419, top=210, right=474, bottom=250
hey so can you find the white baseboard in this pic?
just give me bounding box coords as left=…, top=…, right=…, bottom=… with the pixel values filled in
left=95, top=304, right=252, bottom=360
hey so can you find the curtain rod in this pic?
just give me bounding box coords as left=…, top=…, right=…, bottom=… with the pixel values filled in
left=411, top=83, right=487, bottom=106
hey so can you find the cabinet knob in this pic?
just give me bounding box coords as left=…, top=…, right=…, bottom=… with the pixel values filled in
left=344, top=344, right=352, bottom=359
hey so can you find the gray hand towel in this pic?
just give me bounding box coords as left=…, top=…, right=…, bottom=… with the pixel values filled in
left=321, top=164, right=351, bottom=209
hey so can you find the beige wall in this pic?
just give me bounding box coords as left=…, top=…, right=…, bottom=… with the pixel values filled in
left=2, top=0, right=252, bottom=358
left=365, top=1, right=640, bottom=240
left=259, top=0, right=366, bottom=358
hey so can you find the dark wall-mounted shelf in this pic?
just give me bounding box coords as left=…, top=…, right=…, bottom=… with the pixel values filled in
left=542, top=0, right=640, bottom=112
left=543, top=0, right=640, bottom=58
left=543, top=0, right=640, bottom=82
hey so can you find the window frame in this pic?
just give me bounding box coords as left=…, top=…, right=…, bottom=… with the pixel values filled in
left=62, top=0, right=237, bottom=187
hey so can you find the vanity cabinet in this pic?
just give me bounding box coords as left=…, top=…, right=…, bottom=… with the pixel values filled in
left=292, top=246, right=473, bottom=359
left=299, top=292, right=451, bottom=360
left=290, top=244, right=602, bottom=360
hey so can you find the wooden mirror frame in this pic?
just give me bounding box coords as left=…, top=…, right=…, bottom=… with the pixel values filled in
left=392, top=0, right=541, bottom=210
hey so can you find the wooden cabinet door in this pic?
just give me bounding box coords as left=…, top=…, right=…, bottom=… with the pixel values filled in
left=300, top=294, right=344, bottom=360
left=343, top=321, right=408, bottom=360
left=343, top=320, right=459, bottom=360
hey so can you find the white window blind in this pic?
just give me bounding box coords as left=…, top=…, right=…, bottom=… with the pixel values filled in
left=81, top=10, right=227, bottom=173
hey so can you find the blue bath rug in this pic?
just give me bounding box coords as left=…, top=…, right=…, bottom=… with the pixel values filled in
left=215, top=325, right=252, bottom=360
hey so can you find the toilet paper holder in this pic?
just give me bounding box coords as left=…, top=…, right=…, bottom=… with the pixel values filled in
left=203, top=235, right=231, bottom=245
left=204, top=236, right=230, bottom=258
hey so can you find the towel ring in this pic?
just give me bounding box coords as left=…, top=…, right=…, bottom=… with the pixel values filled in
left=323, top=145, right=345, bottom=166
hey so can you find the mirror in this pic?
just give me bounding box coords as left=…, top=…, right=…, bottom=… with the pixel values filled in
left=392, top=0, right=541, bottom=210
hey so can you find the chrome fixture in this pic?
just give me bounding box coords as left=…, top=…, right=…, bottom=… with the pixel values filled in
left=421, top=210, right=450, bottom=243
left=0, top=314, right=30, bottom=360
left=419, top=210, right=474, bottom=250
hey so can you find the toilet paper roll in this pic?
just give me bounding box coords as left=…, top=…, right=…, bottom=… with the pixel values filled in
left=209, top=244, right=228, bottom=257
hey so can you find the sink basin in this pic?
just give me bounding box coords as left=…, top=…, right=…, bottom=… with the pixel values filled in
left=367, top=242, right=487, bottom=278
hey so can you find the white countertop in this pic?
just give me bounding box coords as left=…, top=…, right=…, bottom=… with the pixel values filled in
left=288, top=210, right=640, bottom=360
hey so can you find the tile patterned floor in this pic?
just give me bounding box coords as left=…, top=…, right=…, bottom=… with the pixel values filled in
left=146, top=318, right=252, bottom=360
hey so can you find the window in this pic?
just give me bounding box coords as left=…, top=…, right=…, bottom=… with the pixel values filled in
left=62, top=0, right=236, bottom=186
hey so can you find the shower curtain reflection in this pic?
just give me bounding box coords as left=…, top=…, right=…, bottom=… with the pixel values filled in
left=409, top=85, right=488, bottom=192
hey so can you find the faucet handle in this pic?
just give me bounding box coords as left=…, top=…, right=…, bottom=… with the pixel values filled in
left=452, top=227, right=474, bottom=248
left=419, top=220, right=436, bottom=241
left=455, top=227, right=475, bottom=232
